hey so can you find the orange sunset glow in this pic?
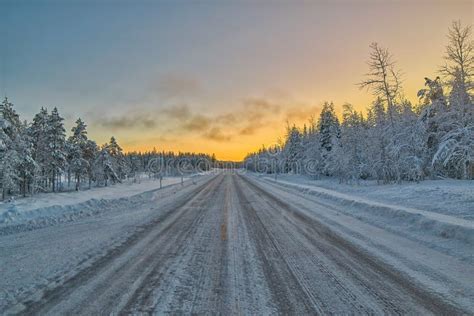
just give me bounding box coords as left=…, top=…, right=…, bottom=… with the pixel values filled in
left=1, top=1, right=474, bottom=314
left=3, top=1, right=472, bottom=161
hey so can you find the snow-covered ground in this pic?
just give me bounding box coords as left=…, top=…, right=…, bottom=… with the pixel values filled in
left=257, top=174, right=474, bottom=219
left=1, top=173, right=472, bottom=314
left=253, top=173, right=474, bottom=262
left=0, top=173, right=214, bottom=312
left=0, top=175, right=198, bottom=226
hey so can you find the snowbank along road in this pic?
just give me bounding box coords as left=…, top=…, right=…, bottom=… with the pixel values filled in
left=1, top=172, right=473, bottom=314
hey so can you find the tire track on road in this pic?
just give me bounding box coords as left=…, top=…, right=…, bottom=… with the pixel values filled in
left=123, top=174, right=228, bottom=314
left=11, top=174, right=222, bottom=315
left=239, top=174, right=466, bottom=315
left=233, top=175, right=322, bottom=314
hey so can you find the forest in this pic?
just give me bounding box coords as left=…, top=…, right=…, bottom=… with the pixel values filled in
left=1, top=21, right=473, bottom=201
left=0, top=102, right=215, bottom=199
left=245, top=21, right=474, bottom=183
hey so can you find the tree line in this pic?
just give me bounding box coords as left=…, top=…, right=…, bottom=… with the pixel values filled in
left=0, top=102, right=215, bottom=200
left=245, top=21, right=474, bottom=182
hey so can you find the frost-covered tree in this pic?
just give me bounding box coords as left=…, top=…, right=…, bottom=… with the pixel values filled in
left=29, top=107, right=49, bottom=191
left=440, top=20, right=474, bottom=94
left=108, top=136, right=128, bottom=180
left=67, top=118, right=90, bottom=190
left=0, top=150, right=19, bottom=200
left=0, top=98, right=36, bottom=198
left=449, top=68, right=472, bottom=107
left=1, top=97, right=21, bottom=137
left=317, top=101, right=340, bottom=176
left=283, top=125, right=304, bottom=174
left=83, top=140, right=98, bottom=188
left=417, top=76, right=449, bottom=174
left=365, top=97, right=392, bottom=182
left=0, top=98, right=38, bottom=198
left=358, top=42, right=402, bottom=127
left=318, top=102, right=340, bottom=152
left=47, top=107, right=67, bottom=192
left=389, top=100, right=426, bottom=182
left=0, top=98, right=215, bottom=197
left=337, top=103, right=369, bottom=182
left=246, top=22, right=472, bottom=183
left=91, top=136, right=129, bottom=186
left=0, top=114, right=15, bottom=199
left=420, top=73, right=474, bottom=179
left=17, top=121, right=38, bottom=196
left=431, top=71, right=474, bottom=179
left=432, top=124, right=473, bottom=179
left=302, top=119, right=322, bottom=178
left=94, top=145, right=117, bottom=186
left=0, top=98, right=21, bottom=199
left=428, top=21, right=474, bottom=179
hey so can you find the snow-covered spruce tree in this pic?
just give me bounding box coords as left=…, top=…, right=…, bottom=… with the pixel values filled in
left=83, top=139, right=98, bottom=188
left=46, top=107, right=67, bottom=192
left=337, top=103, right=370, bottom=182
left=365, top=97, right=393, bottom=183
left=94, top=144, right=117, bottom=186
left=417, top=76, right=449, bottom=177
left=17, top=120, right=38, bottom=196
left=431, top=70, right=474, bottom=179
left=0, top=97, right=25, bottom=199
left=301, top=117, right=323, bottom=178
left=0, top=149, right=19, bottom=200
left=283, top=125, right=304, bottom=174
left=300, top=121, right=320, bottom=178
left=432, top=122, right=473, bottom=179
left=270, top=144, right=283, bottom=175
left=127, top=154, right=142, bottom=181
left=0, top=100, right=16, bottom=200
left=435, top=21, right=474, bottom=179
left=29, top=107, right=50, bottom=192
left=448, top=69, right=474, bottom=127
left=256, top=146, right=272, bottom=174
left=108, top=136, right=128, bottom=181
left=243, top=144, right=283, bottom=175
left=317, top=101, right=340, bottom=176
left=389, top=100, right=426, bottom=182
left=67, top=118, right=90, bottom=190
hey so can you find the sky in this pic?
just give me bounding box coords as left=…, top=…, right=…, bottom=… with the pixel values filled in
left=1, top=0, right=472, bottom=161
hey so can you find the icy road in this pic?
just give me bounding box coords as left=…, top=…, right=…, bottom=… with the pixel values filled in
left=1, top=173, right=473, bottom=314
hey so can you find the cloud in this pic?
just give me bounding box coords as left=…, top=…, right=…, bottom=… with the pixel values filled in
left=94, top=94, right=317, bottom=144
left=239, top=124, right=261, bottom=136
left=100, top=112, right=157, bottom=130
left=164, top=100, right=275, bottom=136
left=162, top=104, right=191, bottom=120
left=222, top=98, right=283, bottom=136
left=285, top=105, right=321, bottom=122
left=143, top=135, right=178, bottom=144
left=203, top=127, right=232, bottom=142
left=215, top=113, right=237, bottom=125
left=243, top=97, right=281, bottom=115
left=182, top=115, right=211, bottom=132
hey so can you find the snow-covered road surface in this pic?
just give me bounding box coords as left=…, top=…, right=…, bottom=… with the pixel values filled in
left=1, top=173, right=472, bottom=314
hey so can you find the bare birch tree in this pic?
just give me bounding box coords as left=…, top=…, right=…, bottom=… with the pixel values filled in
left=440, top=20, right=474, bottom=93
left=358, top=42, right=402, bottom=127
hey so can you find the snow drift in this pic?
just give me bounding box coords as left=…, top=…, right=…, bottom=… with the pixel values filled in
left=258, top=177, right=474, bottom=246
left=0, top=176, right=202, bottom=234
